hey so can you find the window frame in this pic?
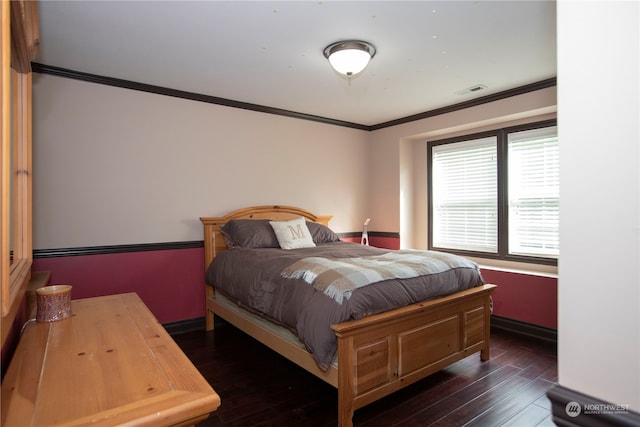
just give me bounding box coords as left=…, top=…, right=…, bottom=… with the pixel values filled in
left=427, top=119, right=558, bottom=266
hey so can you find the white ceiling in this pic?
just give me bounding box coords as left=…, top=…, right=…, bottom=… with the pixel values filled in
left=35, top=1, right=557, bottom=127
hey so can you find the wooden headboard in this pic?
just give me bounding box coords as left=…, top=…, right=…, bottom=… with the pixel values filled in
left=199, top=205, right=332, bottom=271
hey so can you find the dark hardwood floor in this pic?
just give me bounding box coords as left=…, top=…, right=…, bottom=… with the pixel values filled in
left=173, top=320, right=557, bottom=427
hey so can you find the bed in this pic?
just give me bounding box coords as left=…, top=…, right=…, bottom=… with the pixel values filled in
left=200, top=205, right=496, bottom=427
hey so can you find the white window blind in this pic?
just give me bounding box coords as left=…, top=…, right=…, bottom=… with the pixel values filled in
left=432, top=137, right=498, bottom=252
left=508, top=126, right=559, bottom=258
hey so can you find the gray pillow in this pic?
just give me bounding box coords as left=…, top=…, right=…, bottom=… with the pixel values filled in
left=306, top=221, right=341, bottom=244
left=220, top=220, right=279, bottom=249
left=221, top=219, right=341, bottom=249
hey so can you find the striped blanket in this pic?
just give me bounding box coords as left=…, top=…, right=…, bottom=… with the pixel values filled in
left=280, top=249, right=478, bottom=304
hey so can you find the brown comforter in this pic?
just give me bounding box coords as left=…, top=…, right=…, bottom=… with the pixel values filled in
left=205, top=241, right=484, bottom=370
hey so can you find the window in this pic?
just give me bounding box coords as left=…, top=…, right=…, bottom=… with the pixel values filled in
left=431, top=136, right=498, bottom=253
left=428, top=120, right=558, bottom=264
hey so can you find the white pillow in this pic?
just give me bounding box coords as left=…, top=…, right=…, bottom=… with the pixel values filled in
left=269, top=217, right=316, bottom=250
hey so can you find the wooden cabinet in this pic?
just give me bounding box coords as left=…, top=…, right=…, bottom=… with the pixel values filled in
left=1, top=0, right=39, bottom=347
left=1, top=293, right=221, bottom=426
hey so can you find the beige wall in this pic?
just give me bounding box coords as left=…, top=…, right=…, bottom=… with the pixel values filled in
left=32, top=74, right=370, bottom=249
left=33, top=72, right=558, bottom=261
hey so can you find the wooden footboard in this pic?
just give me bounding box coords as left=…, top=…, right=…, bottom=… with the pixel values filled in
left=333, top=284, right=495, bottom=426
left=201, top=206, right=496, bottom=427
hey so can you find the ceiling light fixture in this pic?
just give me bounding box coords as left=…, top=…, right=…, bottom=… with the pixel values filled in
left=323, top=40, right=376, bottom=80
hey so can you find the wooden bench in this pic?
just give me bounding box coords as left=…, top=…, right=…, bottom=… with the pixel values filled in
left=1, top=292, right=220, bottom=426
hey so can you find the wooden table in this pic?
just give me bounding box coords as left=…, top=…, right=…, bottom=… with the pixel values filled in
left=1, top=293, right=220, bottom=426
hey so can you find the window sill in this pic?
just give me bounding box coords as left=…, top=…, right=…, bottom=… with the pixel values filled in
left=470, top=257, right=558, bottom=278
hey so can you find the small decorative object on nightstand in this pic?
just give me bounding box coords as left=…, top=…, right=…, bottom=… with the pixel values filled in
left=361, top=218, right=370, bottom=246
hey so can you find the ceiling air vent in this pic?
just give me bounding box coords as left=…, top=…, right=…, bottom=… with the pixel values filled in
left=455, top=84, right=488, bottom=95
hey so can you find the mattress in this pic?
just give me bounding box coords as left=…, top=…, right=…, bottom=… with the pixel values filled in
left=206, top=241, right=484, bottom=370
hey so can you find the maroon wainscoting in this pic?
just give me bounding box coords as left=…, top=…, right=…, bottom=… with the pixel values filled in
left=32, top=247, right=206, bottom=324
left=481, top=268, right=557, bottom=329
left=368, top=235, right=400, bottom=250
left=341, top=235, right=400, bottom=249
left=30, top=242, right=557, bottom=330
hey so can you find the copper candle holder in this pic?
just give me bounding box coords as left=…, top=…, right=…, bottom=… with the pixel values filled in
left=36, top=285, right=72, bottom=322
